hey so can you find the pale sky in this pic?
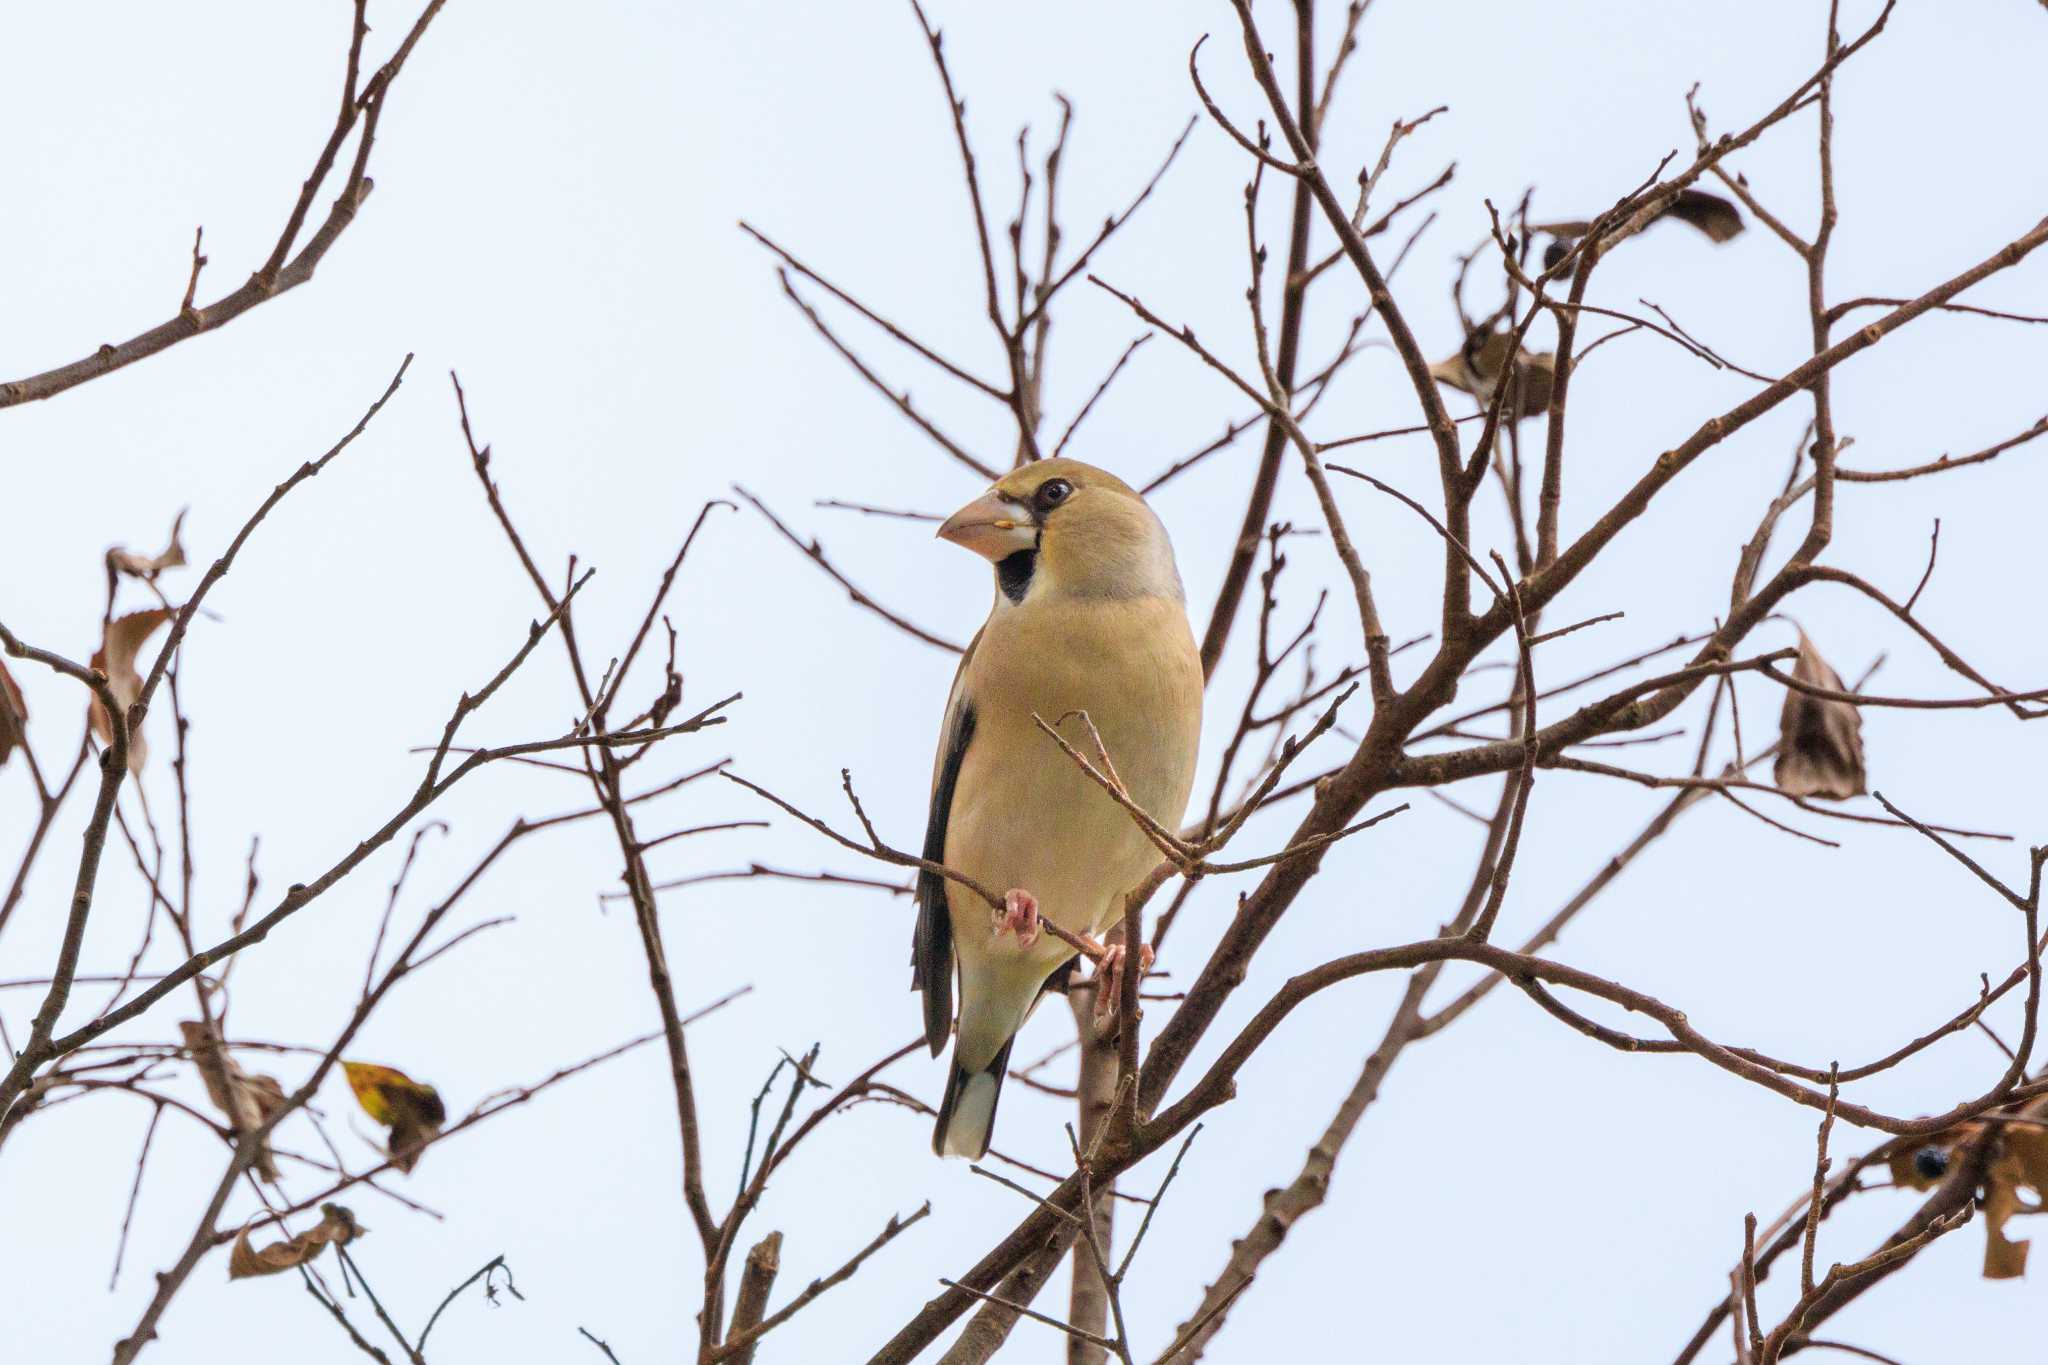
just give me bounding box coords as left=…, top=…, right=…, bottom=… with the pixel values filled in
left=4, top=2, right=2047, bottom=1362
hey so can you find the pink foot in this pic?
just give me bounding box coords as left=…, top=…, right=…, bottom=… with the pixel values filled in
left=994, top=888, right=1041, bottom=949
left=1092, top=941, right=1157, bottom=1022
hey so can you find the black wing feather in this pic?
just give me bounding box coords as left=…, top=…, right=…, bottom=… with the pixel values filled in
left=912, top=698, right=975, bottom=1056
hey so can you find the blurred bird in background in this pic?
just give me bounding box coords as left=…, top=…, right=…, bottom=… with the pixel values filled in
left=1534, top=186, right=1746, bottom=269
left=1430, top=189, right=1747, bottom=421
left=914, top=458, right=1202, bottom=1159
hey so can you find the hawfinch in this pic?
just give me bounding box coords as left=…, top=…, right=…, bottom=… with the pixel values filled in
left=914, top=458, right=1202, bottom=1159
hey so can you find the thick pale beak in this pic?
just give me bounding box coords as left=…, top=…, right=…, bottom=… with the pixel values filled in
left=936, top=489, right=1036, bottom=561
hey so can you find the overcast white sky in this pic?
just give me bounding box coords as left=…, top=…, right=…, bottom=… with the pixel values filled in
left=5, top=2, right=2047, bottom=1361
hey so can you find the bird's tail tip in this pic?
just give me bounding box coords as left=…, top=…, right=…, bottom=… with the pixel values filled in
left=932, top=1040, right=1014, bottom=1160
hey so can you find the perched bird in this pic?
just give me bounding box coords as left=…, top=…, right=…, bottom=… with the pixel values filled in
left=915, top=458, right=1202, bottom=1159
left=1428, top=329, right=1558, bottom=419
left=1436, top=192, right=1746, bottom=422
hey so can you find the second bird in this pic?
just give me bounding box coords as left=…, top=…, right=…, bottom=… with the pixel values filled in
left=915, top=458, right=1202, bottom=1159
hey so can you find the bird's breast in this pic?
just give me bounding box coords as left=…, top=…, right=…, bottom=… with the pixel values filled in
left=945, top=595, right=1201, bottom=948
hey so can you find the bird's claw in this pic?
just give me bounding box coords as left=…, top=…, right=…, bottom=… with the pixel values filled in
left=993, top=888, right=1041, bottom=949
left=1092, top=941, right=1155, bottom=1023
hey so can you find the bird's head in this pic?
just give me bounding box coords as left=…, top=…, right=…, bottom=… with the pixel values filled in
left=936, top=458, right=1182, bottom=604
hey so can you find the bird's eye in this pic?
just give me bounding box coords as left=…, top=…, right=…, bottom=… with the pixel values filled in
left=1035, top=478, right=1073, bottom=512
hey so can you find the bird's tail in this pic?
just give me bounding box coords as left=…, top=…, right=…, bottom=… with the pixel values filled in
left=932, top=1036, right=1015, bottom=1160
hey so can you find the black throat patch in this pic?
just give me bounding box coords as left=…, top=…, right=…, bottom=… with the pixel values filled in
left=996, top=549, right=1037, bottom=604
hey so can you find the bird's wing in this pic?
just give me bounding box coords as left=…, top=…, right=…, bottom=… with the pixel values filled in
left=912, top=624, right=983, bottom=1056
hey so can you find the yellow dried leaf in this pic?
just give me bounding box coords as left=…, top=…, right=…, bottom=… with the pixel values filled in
left=87, top=607, right=175, bottom=774
left=1772, top=630, right=1866, bottom=800
left=228, top=1204, right=362, bottom=1279
left=107, top=509, right=188, bottom=580
left=343, top=1060, right=447, bottom=1174
left=180, top=1021, right=289, bottom=1182
left=0, top=657, right=26, bottom=769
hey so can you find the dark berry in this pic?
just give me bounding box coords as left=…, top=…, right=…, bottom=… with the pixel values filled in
left=1912, top=1146, right=1950, bottom=1181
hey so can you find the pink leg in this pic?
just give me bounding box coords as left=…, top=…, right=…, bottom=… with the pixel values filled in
left=993, top=888, right=1041, bottom=949
left=1092, top=941, right=1157, bottom=1022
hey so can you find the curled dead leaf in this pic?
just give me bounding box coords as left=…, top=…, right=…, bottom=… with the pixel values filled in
left=179, top=1020, right=289, bottom=1182
left=1772, top=630, right=1866, bottom=800
left=1983, top=1107, right=2048, bottom=1279
left=0, top=657, right=26, bottom=768
left=107, top=509, right=189, bottom=580
left=1429, top=330, right=1556, bottom=419
left=1887, top=1135, right=1963, bottom=1192
left=1882, top=1100, right=2048, bottom=1280
left=343, top=1060, right=447, bottom=1174
left=87, top=607, right=175, bottom=774
left=228, top=1204, right=363, bottom=1279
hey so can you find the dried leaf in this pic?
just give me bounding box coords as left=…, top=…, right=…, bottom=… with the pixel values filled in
left=179, top=1020, right=289, bottom=1182
left=228, top=1204, right=362, bottom=1279
left=1983, top=1105, right=2048, bottom=1279
left=1888, top=1102, right=2048, bottom=1280
left=343, top=1060, right=447, bottom=1174
left=87, top=607, right=175, bottom=774
left=1888, top=1134, right=1965, bottom=1191
left=107, top=509, right=189, bottom=580
left=1984, top=1161, right=2031, bottom=1278
left=0, top=657, right=26, bottom=769
left=1429, top=330, right=1556, bottom=419
left=1772, top=631, right=1866, bottom=800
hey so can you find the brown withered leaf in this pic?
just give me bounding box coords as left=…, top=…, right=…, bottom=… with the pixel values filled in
left=1772, top=630, right=1866, bottom=800
left=87, top=607, right=175, bottom=774
left=1888, top=1130, right=1968, bottom=1191
left=107, top=509, right=188, bottom=580
left=1428, top=331, right=1557, bottom=419
left=228, top=1204, right=363, bottom=1279
left=179, top=1020, right=289, bottom=1182
left=1883, top=1102, right=2048, bottom=1280
left=1983, top=1105, right=2048, bottom=1279
left=343, top=1060, right=447, bottom=1174
left=0, top=657, right=26, bottom=769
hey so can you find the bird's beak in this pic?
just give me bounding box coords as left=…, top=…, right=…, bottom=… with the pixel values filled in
left=936, top=489, right=1036, bottom=561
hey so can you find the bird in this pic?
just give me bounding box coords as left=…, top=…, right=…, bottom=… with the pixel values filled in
left=914, top=458, right=1203, bottom=1159
left=1535, top=186, right=1746, bottom=269
left=1428, top=329, right=1557, bottom=419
